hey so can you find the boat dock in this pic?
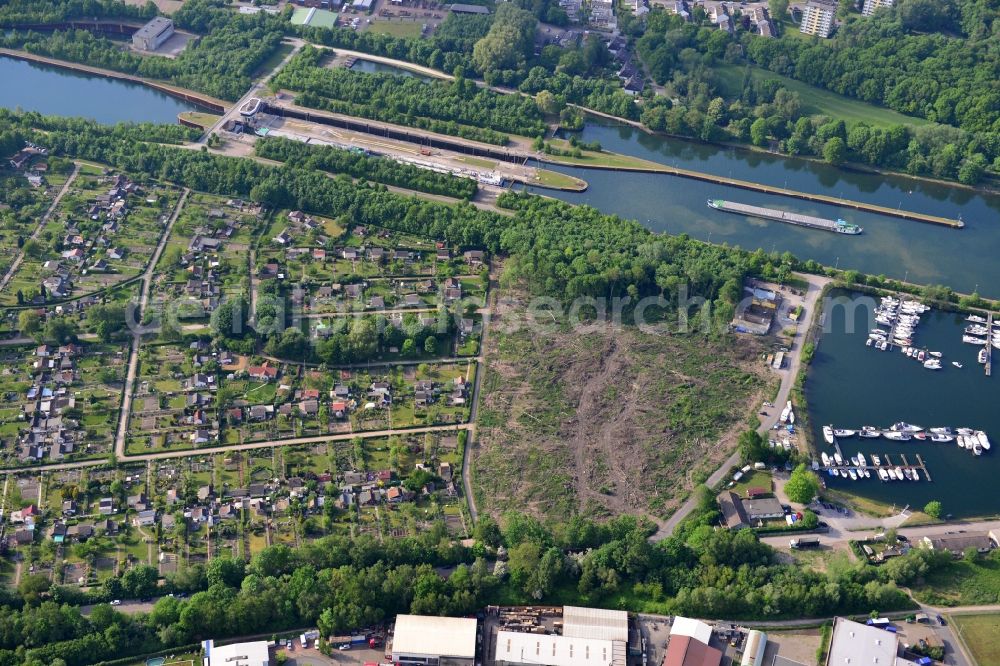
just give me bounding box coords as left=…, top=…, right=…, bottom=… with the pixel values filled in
left=822, top=443, right=932, bottom=481
left=987, top=312, right=993, bottom=377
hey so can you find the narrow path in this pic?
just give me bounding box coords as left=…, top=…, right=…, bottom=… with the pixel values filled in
left=0, top=162, right=80, bottom=293
left=461, top=270, right=494, bottom=523
left=654, top=273, right=831, bottom=540
left=114, top=189, right=190, bottom=460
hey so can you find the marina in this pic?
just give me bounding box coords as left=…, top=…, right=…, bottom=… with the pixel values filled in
left=808, top=289, right=1000, bottom=517
left=707, top=199, right=863, bottom=235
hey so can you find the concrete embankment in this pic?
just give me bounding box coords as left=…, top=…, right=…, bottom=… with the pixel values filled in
left=541, top=157, right=965, bottom=229
left=0, top=49, right=228, bottom=113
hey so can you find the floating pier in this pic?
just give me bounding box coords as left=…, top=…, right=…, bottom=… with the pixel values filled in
left=987, top=312, right=993, bottom=377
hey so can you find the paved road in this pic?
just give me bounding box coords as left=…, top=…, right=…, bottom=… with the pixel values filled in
left=0, top=163, right=80, bottom=292
left=198, top=38, right=304, bottom=144
left=654, top=273, right=831, bottom=540
left=114, top=188, right=190, bottom=460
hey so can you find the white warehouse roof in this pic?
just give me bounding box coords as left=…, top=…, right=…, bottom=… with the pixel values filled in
left=392, top=614, right=477, bottom=659
left=495, top=631, right=624, bottom=666
left=670, top=617, right=713, bottom=646
left=562, top=605, right=629, bottom=642
left=203, top=639, right=270, bottom=666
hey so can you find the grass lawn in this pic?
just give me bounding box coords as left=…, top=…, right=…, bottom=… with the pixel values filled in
left=367, top=20, right=425, bottom=38
left=952, top=613, right=1000, bottom=666
left=531, top=168, right=588, bottom=191
left=178, top=111, right=221, bottom=128
left=542, top=145, right=671, bottom=171
left=254, top=42, right=295, bottom=79
left=713, top=64, right=932, bottom=129
left=455, top=155, right=498, bottom=170
left=729, top=470, right=772, bottom=497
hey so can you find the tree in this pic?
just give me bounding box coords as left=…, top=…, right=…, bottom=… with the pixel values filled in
left=121, top=564, right=159, bottom=598
left=43, top=316, right=78, bottom=344
left=206, top=556, right=246, bottom=588
left=822, top=137, right=847, bottom=165
left=737, top=430, right=767, bottom=463
left=18, top=309, right=42, bottom=337
left=750, top=118, right=769, bottom=147
left=924, top=500, right=942, bottom=519
left=768, top=0, right=789, bottom=20
left=535, top=90, right=560, bottom=115
left=423, top=335, right=437, bottom=355
left=784, top=464, right=819, bottom=503
left=211, top=295, right=249, bottom=338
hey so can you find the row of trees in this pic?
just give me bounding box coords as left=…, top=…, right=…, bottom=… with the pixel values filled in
left=254, top=135, right=478, bottom=199
left=5, top=506, right=918, bottom=666
left=272, top=46, right=546, bottom=144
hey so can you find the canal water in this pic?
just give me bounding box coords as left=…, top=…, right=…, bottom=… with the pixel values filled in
left=0, top=55, right=200, bottom=125
left=350, top=58, right=434, bottom=82
left=530, top=118, right=1000, bottom=298
left=805, top=289, right=1000, bottom=518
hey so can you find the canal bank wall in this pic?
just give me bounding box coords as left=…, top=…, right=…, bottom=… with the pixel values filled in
left=0, top=49, right=227, bottom=114
left=541, top=157, right=965, bottom=229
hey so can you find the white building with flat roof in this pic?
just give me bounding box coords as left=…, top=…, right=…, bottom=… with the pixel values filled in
left=670, top=616, right=714, bottom=646
left=495, top=631, right=625, bottom=666
left=391, top=614, right=477, bottom=665
left=202, top=639, right=269, bottom=666
left=825, top=617, right=920, bottom=666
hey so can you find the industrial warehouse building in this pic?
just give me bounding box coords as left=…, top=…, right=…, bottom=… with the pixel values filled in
left=201, top=639, right=270, bottom=666
left=825, top=617, right=921, bottom=666
left=391, top=614, right=478, bottom=665
left=492, top=606, right=628, bottom=666
left=663, top=617, right=722, bottom=666
left=132, top=17, right=175, bottom=51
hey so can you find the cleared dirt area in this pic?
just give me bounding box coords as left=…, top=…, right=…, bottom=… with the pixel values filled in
left=473, top=287, right=770, bottom=524
left=124, top=0, right=184, bottom=13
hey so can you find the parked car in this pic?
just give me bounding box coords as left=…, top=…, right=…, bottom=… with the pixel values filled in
left=110, top=600, right=121, bottom=606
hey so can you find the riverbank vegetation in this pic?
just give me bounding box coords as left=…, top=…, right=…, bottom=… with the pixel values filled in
left=254, top=135, right=478, bottom=199
left=0, top=0, right=286, bottom=101
left=634, top=5, right=998, bottom=185
left=271, top=46, right=546, bottom=145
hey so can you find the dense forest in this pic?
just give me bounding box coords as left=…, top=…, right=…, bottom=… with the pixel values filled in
left=271, top=46, right=546, bottom=145
left=254, top=136, right=478, bottom=199
left=0, top=0, right=286, bottom=100
left=1, top=504, right=927, bottom=666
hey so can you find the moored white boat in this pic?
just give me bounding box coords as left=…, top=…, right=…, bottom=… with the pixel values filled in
left=872, top=454, right=882, bottom=466
left=833, top=429, right=857, bottom=438
left=849, top=469, right=858, bottom=481
left=821, top=452, right=831, bottom=466
left=931, top=434, right=954, bottom=443
left=823, top=425, right=834, bottom=445
left=976, top=431, right=991, bottom=451
left=877, top=468, right=890, bottom=481
left=884, top=431, right=912, bottom=441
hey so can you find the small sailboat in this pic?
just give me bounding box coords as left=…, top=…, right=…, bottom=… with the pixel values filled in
left=911, top=468, right=920, bottom=481
left=931, top=434, right=954, bottom=443
left=952, top=361, right=963, bottom=368
left=833, top=428, right=857, bottom=438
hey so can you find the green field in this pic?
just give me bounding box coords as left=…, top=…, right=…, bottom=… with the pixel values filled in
left=290, top=7, right=339, bottom=28
left=714, top=64, right=932, bottom=129
left=952, top=613, right=1000, bottom=666
left=367, top=20, right=425, bottom=38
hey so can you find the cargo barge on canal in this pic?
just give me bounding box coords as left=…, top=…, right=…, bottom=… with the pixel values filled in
left=707, top=199, right=863, bottom=235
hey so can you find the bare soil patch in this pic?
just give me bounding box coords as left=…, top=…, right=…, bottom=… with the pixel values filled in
left=474, top=287, right=770, bottom=524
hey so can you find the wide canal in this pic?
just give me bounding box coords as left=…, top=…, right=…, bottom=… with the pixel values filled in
left=0, top=54, right=201, bottom=125
left=532, top=118, right=1000, bottom=298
